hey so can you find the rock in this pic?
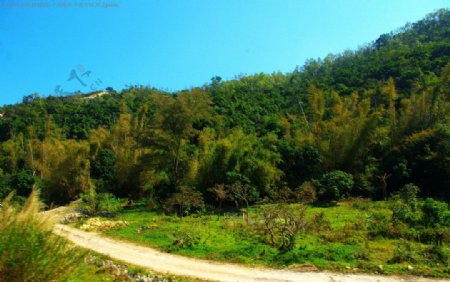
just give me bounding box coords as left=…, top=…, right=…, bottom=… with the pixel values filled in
left=79, top=217, right=128, bottom=232
left=60, top=212, right=86, bottom=224
left=85, top=254, right=167, bottom=282
left=407, top=265, right=414, bottom=271
left=289, top=263, right=319, bottom=272
left=345, top=266, right=351, bottom=270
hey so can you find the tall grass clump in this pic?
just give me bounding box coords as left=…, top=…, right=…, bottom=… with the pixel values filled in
left=0, top=190, right=84, bottom=282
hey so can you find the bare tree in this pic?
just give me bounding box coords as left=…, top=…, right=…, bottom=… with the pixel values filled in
left=227, top=182, right=253, bottom=209
left=377, top=172, right=391, bottom=200
left=227, top=182, right=257, bottom=224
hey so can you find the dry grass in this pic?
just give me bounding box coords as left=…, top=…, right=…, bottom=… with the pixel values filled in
left=0, top=190, right=85, bottom=282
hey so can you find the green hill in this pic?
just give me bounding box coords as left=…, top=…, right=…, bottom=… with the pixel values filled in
left=0, top=9, right=448, bottom=204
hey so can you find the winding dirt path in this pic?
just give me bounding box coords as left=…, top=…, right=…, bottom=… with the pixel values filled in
left=54, top=224, right=448, bottom=282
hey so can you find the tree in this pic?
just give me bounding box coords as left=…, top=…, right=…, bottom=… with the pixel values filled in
left=9, top=170, right=35, bottom=197
left=42, top=140, right=91, bottom=204
left=146, top=89, right=211, bottom=185
left=91, top=148, right=117, bottom=188
left=196, top=129, right=282, bottom=197
left=110, top=114, right=140, bottom=197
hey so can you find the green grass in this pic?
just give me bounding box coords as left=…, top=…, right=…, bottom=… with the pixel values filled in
left=79, top=199, right=450, bottom=278
left=66, top=261, right=115, bottom=282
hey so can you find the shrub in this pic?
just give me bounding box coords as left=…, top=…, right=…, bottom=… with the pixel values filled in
left=422, top=198, right=450, bottom=228
left=314, top=170, right=354, bottom=202
left=96, top=193, right=123, bottom=215
left=254, top=204, right=306, bottom=251
left=367, top=212, right=392, bottom=238
left=81, top=189, right=123, bottom=216
left=296, top=182, right=317, bottom=204
left=424, top=245, right=449, bottom=264
left=391, top=200, right=420, bottom=226
left=308, top=211, right=331, bottom=232
left=388, top=240, right=415, bottom=264
left=0, top=191, right=83, bottom=282
left=165, top=186, right=205, bottom=216
left=421, top=198, right=450, bottom=245
left=169, top=230, right=201, bottom=250
left=398, top=183, right=420, bottom=210
left=351, top=198, right=370, bottom=211
left=273, top=184, right=295, bottom=203
left=390, top=184, right=421, bottom=226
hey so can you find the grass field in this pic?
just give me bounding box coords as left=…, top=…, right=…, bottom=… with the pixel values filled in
left=77, top=199, right=450, bottom=278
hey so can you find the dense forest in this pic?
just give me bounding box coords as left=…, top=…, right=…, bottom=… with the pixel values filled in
left=0, top=9, right=449, bottom=208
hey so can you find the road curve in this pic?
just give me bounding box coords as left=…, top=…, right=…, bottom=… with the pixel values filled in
left=54, top=224, right=447, bottom=282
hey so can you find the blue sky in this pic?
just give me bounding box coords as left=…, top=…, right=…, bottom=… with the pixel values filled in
left=0, top=0, right=448, bottom=105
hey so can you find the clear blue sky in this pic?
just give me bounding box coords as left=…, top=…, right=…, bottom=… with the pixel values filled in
left=0, top=0, right=448, bottom=105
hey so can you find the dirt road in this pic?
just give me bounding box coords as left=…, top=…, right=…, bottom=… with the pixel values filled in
left=54, top=224, right=448, bottom=282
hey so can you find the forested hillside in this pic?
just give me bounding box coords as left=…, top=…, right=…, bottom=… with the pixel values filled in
left=0, top=9, right=449, bottom=206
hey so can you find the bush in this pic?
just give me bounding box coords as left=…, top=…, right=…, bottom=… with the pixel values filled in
left=254, top=204, right=306, bottom=251
left=388, top=191, right=450, bottom=245
left=0, top=191, right=83, bottom=282
left=314, top=170, right=354, bottom=202
left=388, top=240, right=415, bottom=264
left=422, top=198, right=450, bottom=228
left=351, top=198, right=370, bottom=211
left=367, top=212, right=392, bottom=238
left=391, top=201, right=421, bottom=226
left=165, top=186, right=205, bottom=216
left=81, top=189, right=123, bottom=216
left=273, top=184, right=295, bottom=203
left=169, top=230, right=201, bottom=250
left=399, top=183, right=420, bottom=210
left=308, top=211, right=331, bottom=232
left=424, top=245, right=449, bottom=264
left=390, top=184, right=421, bottom=226
left=296, top=182, right=317, bottom=204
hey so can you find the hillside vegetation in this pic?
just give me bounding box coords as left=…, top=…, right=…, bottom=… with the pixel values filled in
left=0, top=10, right=448, bottom=206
